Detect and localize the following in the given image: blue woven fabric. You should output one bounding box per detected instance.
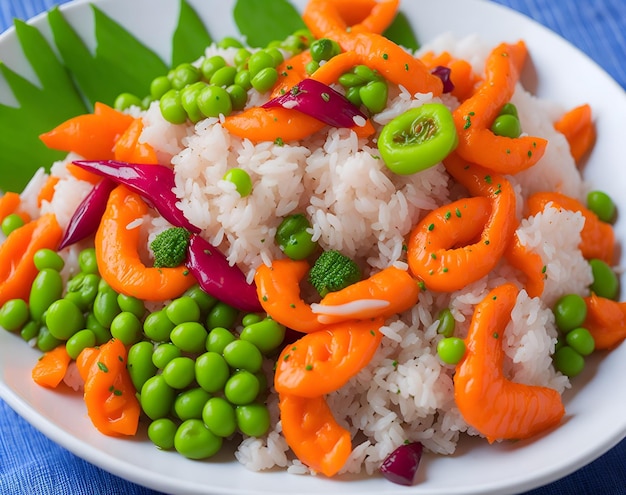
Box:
[0,0,624,494]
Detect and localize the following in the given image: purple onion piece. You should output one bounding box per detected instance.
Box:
[72,160,200,234]
[380,442,423,486]
[262,78,367,129]
[185,234,262,313]
[58,178,117,250]
[431,65,455,94]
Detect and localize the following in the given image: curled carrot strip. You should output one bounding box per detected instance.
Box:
[452,41,547,173]
[271,50,313,99]
[95,185,196,301]
[113,118,159,164]
[0,192,22,223]
[254,259,326,334]
[420,51,481,102]
[0,213,63,306]
[526,191,614,265]
[554,104,596,163]
[313,265,420,324]
[279,393,352,477]
[77,338,141,437]
[275,317,383,397]
[454,283,565,442]
[32,345,72,389]
[504,231,546,298]
[408,153,517,292]
[583,294,626,350]
[36,175,60,207]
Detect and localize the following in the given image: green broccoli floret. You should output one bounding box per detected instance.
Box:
[309,250,362,297]
[150,227,191,268]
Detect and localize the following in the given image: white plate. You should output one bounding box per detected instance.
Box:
[1,1,626,494]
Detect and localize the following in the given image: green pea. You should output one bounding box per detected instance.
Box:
[201,55,227,80]
[141,375,176,420]
[183,285,217,317]
[86,312,112,345]
[436,308,455,338]
[359,80,388,114]
[1,213,25,236]
[206,327,236,354]
[280,34,308,53]
[222,339,263,373]
[586,190,616,223]
[210,66,238,88]
[226,84,248,111]
[65,273,100,312]
[114,92,143,111]
[589,258,619,300]
[353,65,380,82]
[490,114,521,138]
[239,318,286,354]
[218,36,244,49]
[241,313,262,327]
[180,81,208,123]
[152,342,182,369]
[305,60,320,75]
[127,341,158,391]
[150,75,172,100]
[338,72,367,88]
[251,67,278,93]
[436,337,466,365]
[247,50,275,76]
[234,48,252,68]
[20,320,40,342]
[174,419,222,460]
[202,396,237,437]
[170,63,201,90]
[234,69,252,91]
[162,356,196,389]
[265,47,284,67]
[148,418,177,450]
[292,28,314,48]
[45,298,85,340]
[345,86,362,107]
[274,213,317,260]
[37,326,63,352]
[65,329,96,360]
[223,168,253,197]
[310,38,336,62]
[110,311,143,346]
[553,345,585,377]
[565,327,595,356]
[498,102,519,118]
[174,387,211,421]
[160,89,188,124]
[0,298,30,332]
[29,268,63,322]
[553,294,587,333]
[143,310,175,342]
[78,248,98,274]
[195,351,230,393]
[197,85,233,118]
[33,248,65,272]
[224,370,260,405]
[206,302,238,330]
[236,403,271,437]
[170,322,208,354]
[117,294,145,319]
[165,296,201,325]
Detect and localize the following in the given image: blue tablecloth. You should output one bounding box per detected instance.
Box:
[0,0,625,494]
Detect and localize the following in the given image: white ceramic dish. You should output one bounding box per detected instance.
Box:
[1,0,625,494]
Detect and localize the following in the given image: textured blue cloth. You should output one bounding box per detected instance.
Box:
[0,0,625,494]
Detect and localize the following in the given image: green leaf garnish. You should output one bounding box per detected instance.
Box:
[234,0,306,48]
[171,0,213,67]
[383,12,420,51]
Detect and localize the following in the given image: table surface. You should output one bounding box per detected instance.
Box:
[0,0,625,494]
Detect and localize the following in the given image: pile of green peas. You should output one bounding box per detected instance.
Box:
[113,29,316,125]
[551,293,596,377]
[0,246,288,461]
[490,102,522,139]
[337,64,389,115]
[131,292,286,460]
